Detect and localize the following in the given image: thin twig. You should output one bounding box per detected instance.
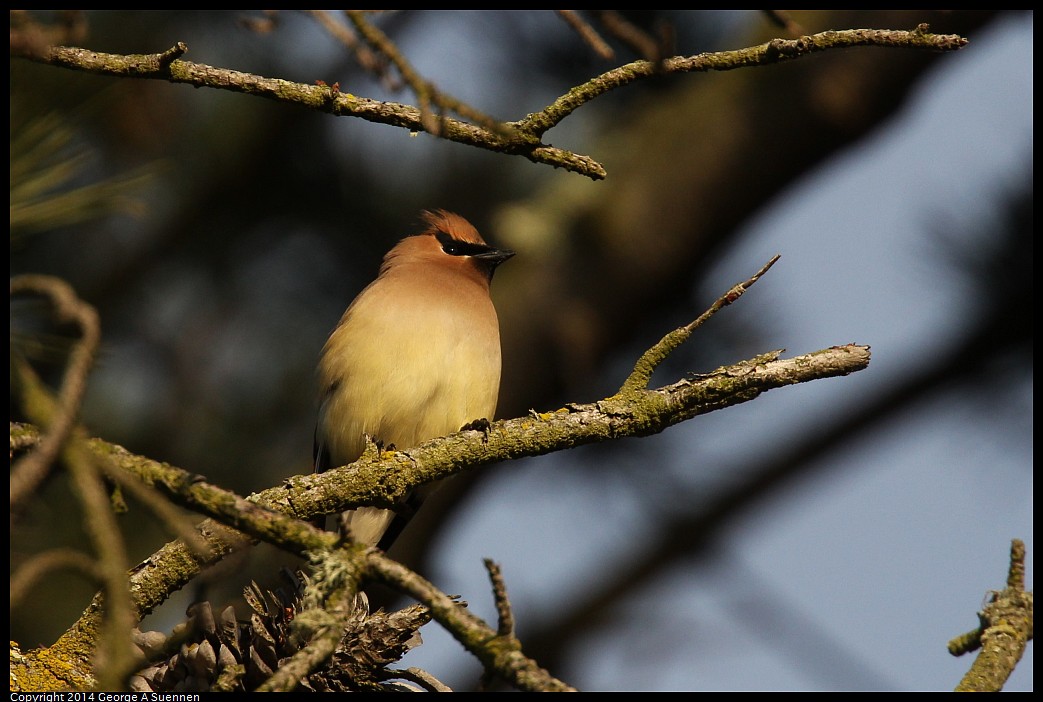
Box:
[100,459,212,556]
[344,10,513,138]
[762,10,806,37]
[484,558,515,638]
[305,10,396,89]
[387,667,453,692]
[10,275,100,513]
[556,10,614,60]
[593,10,665,63]
[519,25,968,136]
[10,548,101,607]
[619,255,780,394]
[367,550,576,692]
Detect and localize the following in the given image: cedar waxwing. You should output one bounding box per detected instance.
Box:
[313,210,514,549]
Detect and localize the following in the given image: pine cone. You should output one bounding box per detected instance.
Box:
[130,569,431,692]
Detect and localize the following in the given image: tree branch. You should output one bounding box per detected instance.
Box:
[366,550,576,692]
[950,539,1033,692]
[10,246,869,691]
[620,254,779,393]
[517,24,967,135]
[14,339,869,679]
[12,24,967,180]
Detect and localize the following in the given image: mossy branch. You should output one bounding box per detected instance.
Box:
[949,539,1033,692]
[13,24,967,180]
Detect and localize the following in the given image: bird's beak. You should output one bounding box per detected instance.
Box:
[474,247,516,268]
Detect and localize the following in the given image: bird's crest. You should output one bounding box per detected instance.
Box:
[420,209,486,245]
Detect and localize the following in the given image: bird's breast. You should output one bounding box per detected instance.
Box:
[318,285,501,466]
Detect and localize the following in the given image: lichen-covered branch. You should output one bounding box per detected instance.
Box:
[517,24,967,135]
[10,241,870,690]
[12,24,967,180]
[950,539,1033,692]
[11,340,870,676]
[620,255,780,394]
[9,336,869,692]
[366,550,576,692]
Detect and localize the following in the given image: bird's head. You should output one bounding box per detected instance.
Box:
[381,210,515,286]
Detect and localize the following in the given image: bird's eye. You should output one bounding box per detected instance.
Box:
[434,231,494,259]
[435,232,479,257]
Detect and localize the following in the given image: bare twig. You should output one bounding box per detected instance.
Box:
[99,460,212,556]
[9,9,87,57]
[10,548,101,607]
[344,10,512,138]
[762,10,806,37]
[305,10,397,89]
[593,10,666,63]
[236,9,280,34]
[556,10,614,60]
[10,275,100,513]
[387,666,453,692]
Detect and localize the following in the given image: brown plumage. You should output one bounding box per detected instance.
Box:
[314,210,514,548]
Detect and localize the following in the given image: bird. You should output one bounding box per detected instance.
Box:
[313,209,514,550]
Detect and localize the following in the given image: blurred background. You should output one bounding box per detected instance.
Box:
[10,10,1032,692]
